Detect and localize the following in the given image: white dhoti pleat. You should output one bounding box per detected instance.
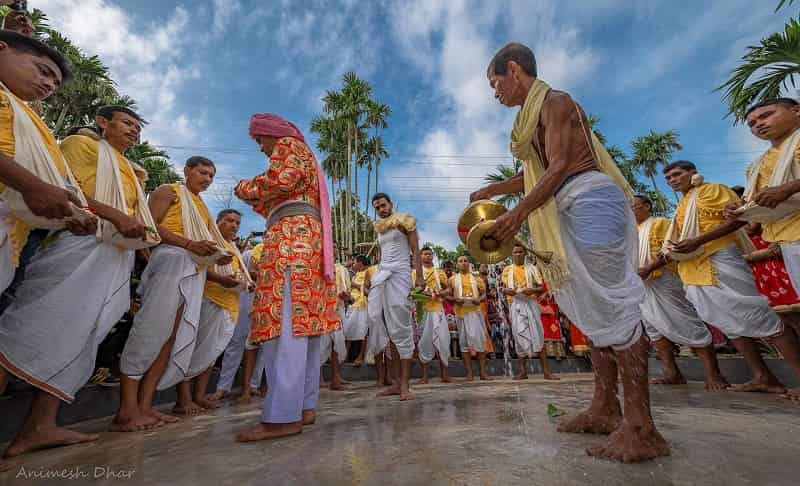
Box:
[345,307,370,340]
[0,233,133,402]
[552,172,644,350]
[0,219,13,294]
[320,305,347,365]
[120,245,206,390]
[509,296,545,358]
[261,272,321,423]
[368,267,414,359]
[418,310,450,365]
[459,311,486,353]
[641,270,711,347]
[685,245,782,339]
[216,288,259,392]
[186,299,235,379]
[780,241,800,293]
[365,309,389,362]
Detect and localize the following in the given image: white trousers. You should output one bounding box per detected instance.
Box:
[552,172,644,350]
[0,233,133,402]
[685,245,782,339]
[418,310,451,365]
[186,299,235,379]
[641,270,712,347]
[781,241,800,293]
[459,310,486,353]
[120,245,206,390]
[369,268,414,359]
[260,273,321,423]
[509,295,545,357]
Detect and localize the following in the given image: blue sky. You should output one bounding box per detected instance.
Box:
[33,0,792,249]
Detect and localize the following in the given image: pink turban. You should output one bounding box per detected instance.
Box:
[249,113,306,143]
[249,113,334,282]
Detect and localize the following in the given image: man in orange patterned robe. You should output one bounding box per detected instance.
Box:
[235,114,340,443]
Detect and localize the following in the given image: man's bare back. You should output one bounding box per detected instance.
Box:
[535,90,597,185]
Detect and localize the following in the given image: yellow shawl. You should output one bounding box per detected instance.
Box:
[510,79,633,288]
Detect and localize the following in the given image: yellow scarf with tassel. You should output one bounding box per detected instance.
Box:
[510,79,634,289]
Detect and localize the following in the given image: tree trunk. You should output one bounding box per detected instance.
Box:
[648,174,665,213]
[374,160,379,220]
[53,104,70,137]
[346,123,352,252]
[365,163,372,241]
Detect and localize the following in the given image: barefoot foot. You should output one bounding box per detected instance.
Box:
[235,422,302,443]
[353,359,364,368]
[415,378,429,385]
[329,380,347,391]
[586,421,670,463]
[143,408,180,424]
[377,385,401,397]
[557,407,622,435]
[205,390,226,402]
[195,398,222,410]
[543,373,560,381]
[729,378,786,394]
[302,410,316,426]
[650,375,687,385]
[3,426,99,458]
[780,389,800,402]
[172,401,205,416]
[704,375,729,392]
[237,392,253,405]
[110,411,162,432]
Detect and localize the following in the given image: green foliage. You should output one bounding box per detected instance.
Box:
[718,17,800,123]
[630,130,682,213]
[125,142,182,193]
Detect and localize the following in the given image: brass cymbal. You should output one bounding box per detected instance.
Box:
[465,220,514,264]
[457,200,507,243]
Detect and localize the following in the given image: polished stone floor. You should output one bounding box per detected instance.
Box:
[2,374,799,486]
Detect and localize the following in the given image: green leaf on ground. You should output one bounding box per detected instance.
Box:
[547,403,565,418]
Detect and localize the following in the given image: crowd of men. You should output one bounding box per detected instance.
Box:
[0,1,799,467]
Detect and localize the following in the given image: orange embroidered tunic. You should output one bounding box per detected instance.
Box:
[235,137,340,342]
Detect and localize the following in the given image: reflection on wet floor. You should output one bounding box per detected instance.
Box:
[2,374,800,486]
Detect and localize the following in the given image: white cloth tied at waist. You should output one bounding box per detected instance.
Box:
[641,269,711,347]
[509,295,545,357]
[551,171,644,350]
[418,310,450,365]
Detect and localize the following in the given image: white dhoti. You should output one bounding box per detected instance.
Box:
[552,172,644,350]
[458,310,486,353]
[320,306,347,365]
[641,270,711,347]
[186,299,235,379]
[780,241,800,293]
[365,308,389,362]
[368,266,414,360]
[260,271,321,423]
[0,233,133,402]
[215,287,267,392]
[120,244,206,390]
[685,245,782,339]
[418,310,450,365]
[509,295,545,358]
[344,307,370,340]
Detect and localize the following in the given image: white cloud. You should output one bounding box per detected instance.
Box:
[387,0,599,248]
[31,0,205,147]
[212,0,242,36]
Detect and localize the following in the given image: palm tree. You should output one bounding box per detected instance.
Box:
[361,135,388,238]
[364,100,390,212]
[776,0,796,12]
[631,130,682,200]
[126,142,182,193]
[484,159,524,208]
[718,17,800,122]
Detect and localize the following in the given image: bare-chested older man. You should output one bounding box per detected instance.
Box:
[471,43,668,463]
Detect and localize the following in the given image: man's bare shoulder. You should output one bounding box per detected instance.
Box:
[541,90,579,124]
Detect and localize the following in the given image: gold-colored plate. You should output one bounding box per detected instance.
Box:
[457,200,507,243]
[465,220,514,264]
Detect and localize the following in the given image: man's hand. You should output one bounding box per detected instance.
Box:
[723,202,743,221]
[470,186,495,203]
[216,254,234,266]
[754,186,793,209]
[22,181,82,220]
[415,275,425,289]
[486,206,526,243]
[471,298,481,306]
[671,238,701,254]
[638,265,652,280]
[186,240,217,257]
[65,216,97,236]
[217,275,241,288]
[110,212,146,239]
[502,288,516,297]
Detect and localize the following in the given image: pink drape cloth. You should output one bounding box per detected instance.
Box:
[248,113,335,282]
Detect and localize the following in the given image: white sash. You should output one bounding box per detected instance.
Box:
[94,139,160,249]
[336,263,351,294]
[662,185,704,261]
[638,217,654,268]
[455,272,479,300]
[177,184,231,266]
[0,82,90,228]
[736,128,800,223]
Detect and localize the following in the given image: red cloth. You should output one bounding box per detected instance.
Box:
[748,234,799,306]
